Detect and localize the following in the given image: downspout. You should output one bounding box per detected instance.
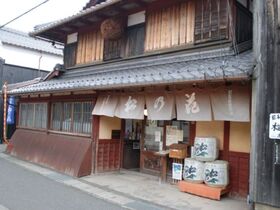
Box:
[2,81,8,144]
[38,52,42,78]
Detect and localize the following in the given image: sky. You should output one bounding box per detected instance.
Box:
[0,0,89,32]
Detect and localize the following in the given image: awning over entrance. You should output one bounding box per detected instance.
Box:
[92,86,250,122]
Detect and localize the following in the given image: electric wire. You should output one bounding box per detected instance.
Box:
[0,0,50,29]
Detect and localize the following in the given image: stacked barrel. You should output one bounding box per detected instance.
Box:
[183,137,229,188]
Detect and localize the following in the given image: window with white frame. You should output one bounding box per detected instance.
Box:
[19,103,48,129]
[51,101,93,134]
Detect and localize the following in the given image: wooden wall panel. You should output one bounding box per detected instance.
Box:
[76,30,104,64]
[97,139,120,172]
[145,1,195,52]
[228,152,249,197]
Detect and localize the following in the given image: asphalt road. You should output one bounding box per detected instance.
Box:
[0,158,124,210]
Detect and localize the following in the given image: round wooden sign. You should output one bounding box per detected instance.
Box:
[100,18,125,40]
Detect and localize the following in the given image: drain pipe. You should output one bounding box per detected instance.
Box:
[38,53,42,77]
[2,81,8,144]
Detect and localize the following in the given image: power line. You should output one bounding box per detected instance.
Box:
[0,0,50,29]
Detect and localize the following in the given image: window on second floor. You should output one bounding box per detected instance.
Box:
[103,23,145,61]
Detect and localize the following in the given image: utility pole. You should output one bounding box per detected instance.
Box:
[251,0,280,209]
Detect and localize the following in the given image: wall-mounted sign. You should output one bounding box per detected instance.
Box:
[269,113,280,139]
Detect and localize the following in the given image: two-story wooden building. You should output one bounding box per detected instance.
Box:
[6,0,254,198]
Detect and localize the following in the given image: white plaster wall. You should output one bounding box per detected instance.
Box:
[0,43,62,71]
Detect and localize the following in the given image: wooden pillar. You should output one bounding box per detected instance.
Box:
[251,0,280,207]
[119,119,125,169]
[223,121,230,161]
[189,121,196,145]
[47,96,52,132]
[92,115,100,174]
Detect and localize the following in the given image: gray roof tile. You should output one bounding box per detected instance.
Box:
[8,48,255,95]
[0,27,63,55]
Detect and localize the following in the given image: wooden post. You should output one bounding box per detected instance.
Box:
[92,115,100,174]
[223,121,230,161]
[251,0,280,208]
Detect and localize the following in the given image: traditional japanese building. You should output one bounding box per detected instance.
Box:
[5,0,254,198]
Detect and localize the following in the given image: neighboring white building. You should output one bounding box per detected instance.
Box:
[0,27,63,71]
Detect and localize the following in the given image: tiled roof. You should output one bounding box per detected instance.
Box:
[0,27,63,55]
[8,48,255,95]
[30,0,121,37]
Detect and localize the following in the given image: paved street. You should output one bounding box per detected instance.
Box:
[0,158,124,210]
[0,145,248,210]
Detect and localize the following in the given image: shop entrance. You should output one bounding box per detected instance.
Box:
[122,119,142,169]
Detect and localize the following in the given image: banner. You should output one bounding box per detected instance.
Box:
[92,94,118,117]
[210,86,250,122]
[7,96,16,125]
[145,92,175,120]
[115,94,145,119]
[176,90,212,121]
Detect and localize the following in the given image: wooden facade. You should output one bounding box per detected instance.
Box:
[97,139,120,172]
[194,0,230,43]
[145,1,195,51]
[76,30,104,64]
[7,0,255,202]
[61,0,253,67]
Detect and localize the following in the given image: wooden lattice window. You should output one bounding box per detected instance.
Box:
[125,24,145,57]
[19,103,47,129]
[51,101,94,134]
[194,0,230,43]
[103,38,124,61]
[64,43,77,68]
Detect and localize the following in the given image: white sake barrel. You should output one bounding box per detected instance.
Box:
[183,158,205,183]
[194,137,219,162]
[204,160,229,188]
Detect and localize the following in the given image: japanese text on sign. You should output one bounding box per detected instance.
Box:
[269,113,280,139]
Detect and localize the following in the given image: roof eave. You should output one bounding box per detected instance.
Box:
[7,74,252,96]
[29,0,122,41]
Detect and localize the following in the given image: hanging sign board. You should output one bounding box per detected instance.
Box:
[269,113,280,139]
